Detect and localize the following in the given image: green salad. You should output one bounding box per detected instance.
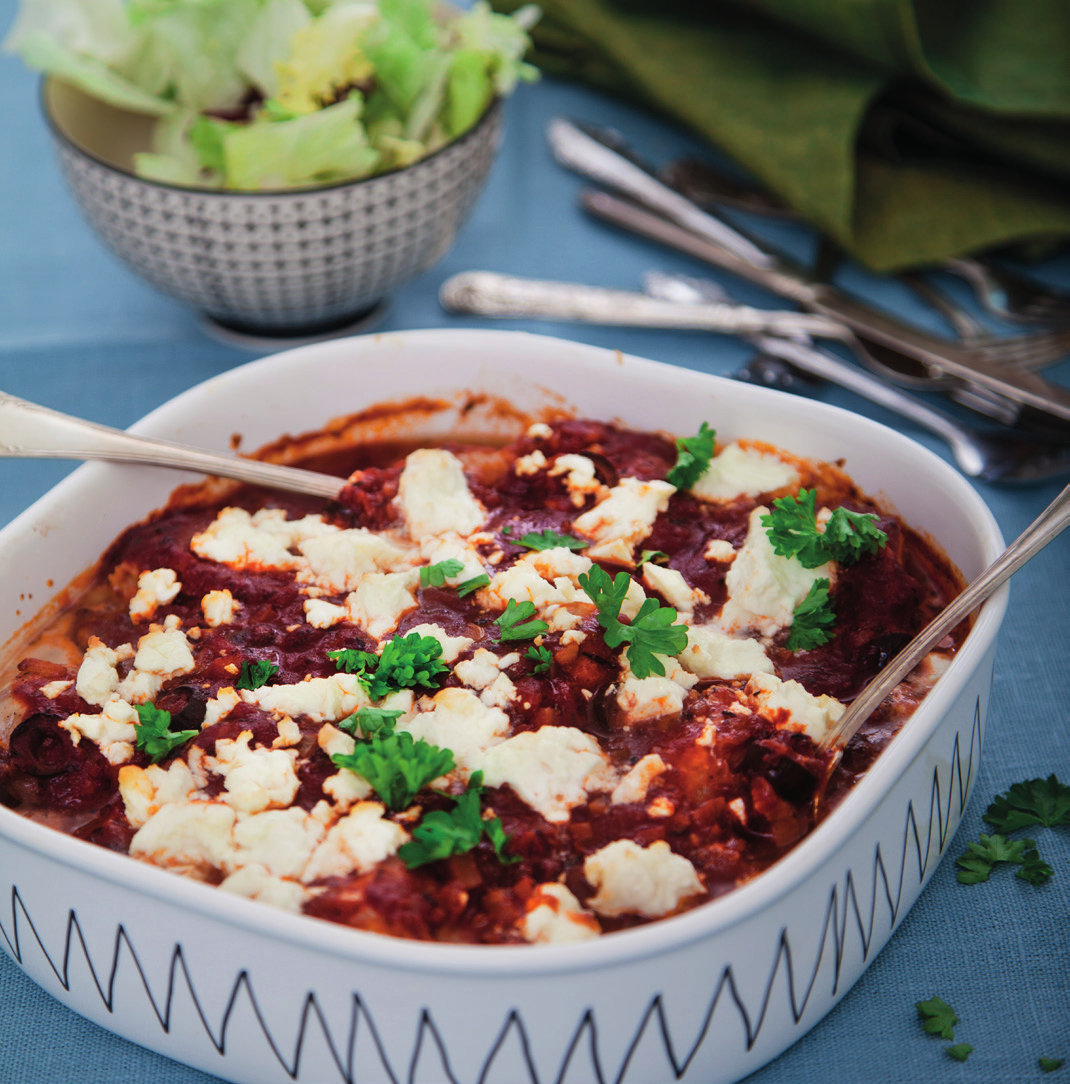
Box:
[5,0,538,189]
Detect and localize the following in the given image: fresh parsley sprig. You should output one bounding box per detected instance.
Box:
[329,633,449,700]
[133,703,197,764]
[234,659,279,690]
[577,565,688,679]
[332,730,455,811]
[983,774,1070,834]
[637,549,669,567]
[785,579,836,652]
[665,422,716,490]
[516,528,588,552]
[337,706,404,738]
[762,489,887,568]
[398,771,517,869]
[917,995,959,1040]
[495,599,550,643]
[419,558,465,588]
[456,573,490,598]
[526,644,553,674]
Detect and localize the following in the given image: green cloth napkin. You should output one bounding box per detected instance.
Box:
[493,0,1070,271]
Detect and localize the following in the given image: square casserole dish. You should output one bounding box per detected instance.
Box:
[0,330,1006,1084]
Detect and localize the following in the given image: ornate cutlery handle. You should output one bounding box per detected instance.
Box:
[440,271,847,339]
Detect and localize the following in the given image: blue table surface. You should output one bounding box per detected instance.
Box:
[0,13,1068,1084]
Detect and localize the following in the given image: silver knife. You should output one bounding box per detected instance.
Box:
[547,118,1070,427]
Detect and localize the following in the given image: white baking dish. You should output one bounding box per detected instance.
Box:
[0,330,1005,1084]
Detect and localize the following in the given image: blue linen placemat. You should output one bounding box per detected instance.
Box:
[0,32,1067,1084]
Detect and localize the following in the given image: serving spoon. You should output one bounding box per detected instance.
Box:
[0,391,344,500]
[819,482,1070,754]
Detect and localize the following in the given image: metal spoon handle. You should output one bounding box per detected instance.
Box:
[0,392,344,500]
[819,483,1070,751]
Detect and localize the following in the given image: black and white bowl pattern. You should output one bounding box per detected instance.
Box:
[47,98,502,335]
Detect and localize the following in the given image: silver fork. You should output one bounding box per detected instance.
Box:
[944,257,1070,326]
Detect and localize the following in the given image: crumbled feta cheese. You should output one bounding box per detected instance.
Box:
[573,477,675,563]
[75,636,129,707]
[480,672,518,710]
[129,568,181,622]
[647,797,675,818]
[611,754,667,805]
[419,534,487,583]
[548,454,607,508]
[129,800,237,876]
[584,839,704,917]
[191,507,331,571]
[202,686,241,728]
[746,672,845,743]
[322,769,374,811]
[205,730,300,814]
[526,422,554,440]
[521,883,601,944]
[317,722,355,759]
[303,598,348,629]
[219,864,310,912]
[117,618,196,704]
[615,655,698,726]
[244,673,368,724]
[690,443,799,503]
[41,679,73,699]
[454,647,505,690]
[201,588,240,627]
[405,622,473,663]
[678,625,774,680]
[60,698,139,765]
[515,449,547,476]
[396,449,485,540]
[704,538,737,563]
[229,807,325,878]
[400,688,510,778]
[346,569,420,638]
[477,726,616,823]
[487,560,567,611]
[719,506,833,639]
[301,801,408,883]
[119,759,198,828]
[641,563,708,616]
[272,717,302,748]
[298,529,413,592]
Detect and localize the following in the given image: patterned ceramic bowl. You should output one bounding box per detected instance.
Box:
[42,80,503,337]
[0,331,1006,1084]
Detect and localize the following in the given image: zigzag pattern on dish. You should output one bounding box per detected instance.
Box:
[0,699,983,1084]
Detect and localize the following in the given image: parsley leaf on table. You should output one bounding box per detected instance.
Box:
[234,659,278,690]
[955,833,1033,884]
[517,528,588,551]
[917,996,959,1041]
[398,771,516,868]
[762,489,887,568]
[983,775,1070,834]
[332,730,455,811]
[495,599,550,643]
[785,579,836,652]
[419,558,465,588]
[665,422,716,490]
[456,573,490,598]
[525,644,553,674]
[577,565,688,679]
[1040,1058,1066,1072]
[329,633,449,700]
[946,1044,973,1062]
[133,703,198,764]
[1016,846,1055,886]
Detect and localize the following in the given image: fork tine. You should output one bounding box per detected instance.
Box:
[971,327,1070,370]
